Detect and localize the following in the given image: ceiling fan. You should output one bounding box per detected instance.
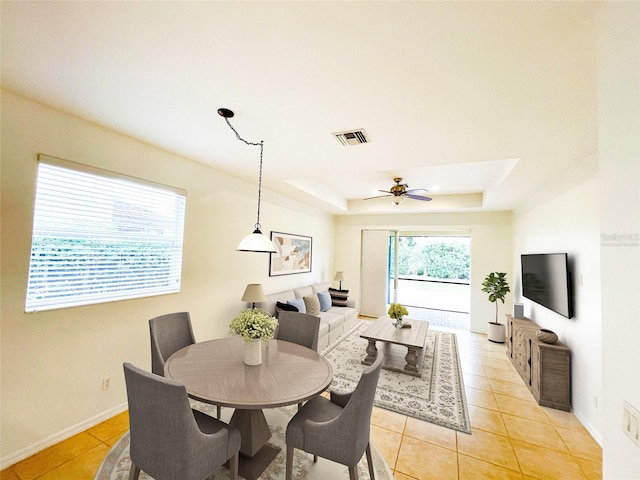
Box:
[364,177,433,205]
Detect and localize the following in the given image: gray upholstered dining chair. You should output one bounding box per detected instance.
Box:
[149,311,196,376]
[275,310,321,352]
[284,355,383,480]
[149,311,222,419]
[123,362,241,480]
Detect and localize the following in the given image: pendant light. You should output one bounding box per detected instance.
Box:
[218,108,276,253]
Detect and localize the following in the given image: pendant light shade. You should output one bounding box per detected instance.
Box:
[219,107,276,253]
[237,228,277,253]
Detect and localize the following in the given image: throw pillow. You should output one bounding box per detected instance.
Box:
[328,287,349,307]
[303,294,321,316]
[287,298,306,314]
[276,301,298,312]
[275,301,298,318]
[317,291,332,312]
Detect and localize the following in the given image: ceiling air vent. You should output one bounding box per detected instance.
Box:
[332,129,369,146]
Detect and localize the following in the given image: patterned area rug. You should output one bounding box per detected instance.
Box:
[95,404,394,480]
[323,320,471,434]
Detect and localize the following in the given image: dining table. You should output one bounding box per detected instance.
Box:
[164,336,333,480]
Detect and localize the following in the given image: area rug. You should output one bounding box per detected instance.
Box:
[95,404,394,480]
[322,320,471,434]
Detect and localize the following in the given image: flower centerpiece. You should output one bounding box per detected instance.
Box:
[229,308,277,365]
[388,303,409,328]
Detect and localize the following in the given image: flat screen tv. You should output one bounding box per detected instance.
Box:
[521,253,573,318]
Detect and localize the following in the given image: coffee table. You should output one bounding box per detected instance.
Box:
[360,316,429,377]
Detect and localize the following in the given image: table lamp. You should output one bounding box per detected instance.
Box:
[242,283,266,308]
[334,271,345,290]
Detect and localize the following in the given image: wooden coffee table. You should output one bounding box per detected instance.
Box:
[360,316,429,377]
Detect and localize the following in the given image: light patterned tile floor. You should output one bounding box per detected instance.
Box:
[1,328,602,480]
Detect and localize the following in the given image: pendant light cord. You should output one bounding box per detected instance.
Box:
[223,118,265,231]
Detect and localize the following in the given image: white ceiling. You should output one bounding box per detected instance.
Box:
[1,1,598,214]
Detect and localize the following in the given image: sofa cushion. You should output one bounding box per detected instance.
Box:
[318,311,345,331]
[311,282,332,294]
[262,289,296,316]
[317,291,332,312]
[303,294,321,315]
[287,297,306,313]
[329,287,349,307]
[294,286,314,299]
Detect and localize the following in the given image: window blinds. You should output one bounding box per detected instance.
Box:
[25,156,186,312]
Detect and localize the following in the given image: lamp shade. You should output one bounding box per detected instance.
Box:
[334,271,345,282]
[241,283,266,303]
[237,229,277,253]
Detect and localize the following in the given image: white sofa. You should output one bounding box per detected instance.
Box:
[260,282,358,351]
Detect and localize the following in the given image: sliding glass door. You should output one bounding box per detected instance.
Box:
[388,233,470,314]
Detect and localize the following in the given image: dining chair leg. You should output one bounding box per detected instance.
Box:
[313,454,318,463]
[217,405,222,419]
[365,442,375,479]
[229,453,239,480]
[286,445,294,480]
[128,464,140,480]
[348,465,358,480]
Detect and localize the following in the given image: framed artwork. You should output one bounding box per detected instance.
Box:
[269,232,312,276]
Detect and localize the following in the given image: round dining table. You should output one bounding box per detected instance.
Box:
[164,337,333,480]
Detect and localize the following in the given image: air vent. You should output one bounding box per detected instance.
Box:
[332,129,369,146]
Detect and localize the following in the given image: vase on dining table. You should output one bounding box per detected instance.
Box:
[244,339,262,365]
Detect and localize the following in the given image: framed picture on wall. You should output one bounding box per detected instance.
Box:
[269,232,312,276]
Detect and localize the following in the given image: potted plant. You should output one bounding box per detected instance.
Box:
[229,308,277,365]
[388,302,409,328]
[481,272,510,343]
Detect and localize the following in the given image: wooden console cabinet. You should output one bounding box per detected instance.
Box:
[506,314,571,411]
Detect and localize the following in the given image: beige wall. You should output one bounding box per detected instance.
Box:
[513,154,601,443]
[0,91,335,466]
[334,211,513,334]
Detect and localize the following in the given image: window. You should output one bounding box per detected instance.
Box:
[25,156,186,312]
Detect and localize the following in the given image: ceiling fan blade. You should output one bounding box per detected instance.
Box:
[378,190,393,194]
[363,194,393,200]
[406,194,432,201]
[406,188,429,194]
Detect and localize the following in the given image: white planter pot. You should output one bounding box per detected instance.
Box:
[487,322,506,343]
[244,339,262,365]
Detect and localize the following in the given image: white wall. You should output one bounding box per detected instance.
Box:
[0,91,335,467]
[334,211,513,334]
[513,155,602,443]
[597,3,640,478]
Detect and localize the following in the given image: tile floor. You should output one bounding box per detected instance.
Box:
[1,327,602,480]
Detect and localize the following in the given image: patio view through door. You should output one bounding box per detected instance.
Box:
[388,233,471,322]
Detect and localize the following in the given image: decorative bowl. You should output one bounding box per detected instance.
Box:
[537,328,558,344]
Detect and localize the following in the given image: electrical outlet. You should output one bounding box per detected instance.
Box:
[102,377,112,390]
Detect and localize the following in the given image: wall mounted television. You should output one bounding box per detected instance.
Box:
[521,253,573,318]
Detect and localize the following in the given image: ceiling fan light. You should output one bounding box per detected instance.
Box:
[392,197,405,206]
[237,229,277,253]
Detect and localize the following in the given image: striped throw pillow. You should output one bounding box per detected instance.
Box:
[328,287,349,307]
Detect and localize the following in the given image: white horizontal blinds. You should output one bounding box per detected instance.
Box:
[26,157,186,312]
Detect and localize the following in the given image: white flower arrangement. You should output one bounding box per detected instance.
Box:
[229,308,277,343]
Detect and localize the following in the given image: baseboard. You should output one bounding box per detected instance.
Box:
[573,408,603,447]
[0,402,128,470]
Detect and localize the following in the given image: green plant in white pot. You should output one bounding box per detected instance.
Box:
[481,272,510,343]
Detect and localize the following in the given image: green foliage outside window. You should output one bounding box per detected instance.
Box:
[392,236,470,281]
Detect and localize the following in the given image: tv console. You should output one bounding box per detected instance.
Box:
[505,314,571,411]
